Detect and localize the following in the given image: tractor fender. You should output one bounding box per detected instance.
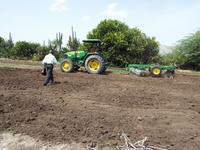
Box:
[82,52,100,64]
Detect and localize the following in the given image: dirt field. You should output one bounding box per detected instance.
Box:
[0,59,200,150]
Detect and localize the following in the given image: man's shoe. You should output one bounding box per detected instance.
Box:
[43,83,47,86]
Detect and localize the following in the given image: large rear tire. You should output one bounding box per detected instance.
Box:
[60,59,74,73]
[85,55,106,74]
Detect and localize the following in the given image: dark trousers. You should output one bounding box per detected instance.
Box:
[44,64,54,85]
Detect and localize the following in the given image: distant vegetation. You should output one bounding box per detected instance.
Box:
[162,31,200,70]
[0,30,79,61]
[0,19,199,70]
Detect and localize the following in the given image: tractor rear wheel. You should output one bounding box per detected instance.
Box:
[85,55,106,74]
[60,59,74,73]
[151,66,162,77]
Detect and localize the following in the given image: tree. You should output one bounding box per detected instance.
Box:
[12,41,40,58]
[179,31,200,70]
[164,31,200,70]
[87,19,159,66]
[0,35,14,58]
[0,37,6,57]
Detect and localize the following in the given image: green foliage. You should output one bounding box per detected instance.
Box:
[162,48,186,67]
[12,41,40,58]
[0,35,65,61]
[36,46,49,60]
[0,36,7,57]
[87,19,159,67]
[78,44,87,51]
[179,31,200,70]
[0,36,14,58]
[163,30,200,70]
[5,40,50,60]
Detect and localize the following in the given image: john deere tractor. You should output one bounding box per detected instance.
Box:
[60,39,106,74]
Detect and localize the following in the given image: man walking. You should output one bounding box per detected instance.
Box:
[42,50,57,86]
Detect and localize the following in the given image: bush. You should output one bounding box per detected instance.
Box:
[87,19,159,67]
[162,31,200,70]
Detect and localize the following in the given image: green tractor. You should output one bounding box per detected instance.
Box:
[60,39,106,74]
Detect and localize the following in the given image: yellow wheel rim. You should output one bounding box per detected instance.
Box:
[88,59,100,71]
[63,62,71,71]
[153,68,161,75]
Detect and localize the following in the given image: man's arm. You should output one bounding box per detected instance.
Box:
[53,56,58,64]
[42,56,47,64]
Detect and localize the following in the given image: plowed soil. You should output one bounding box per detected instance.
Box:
[0,60,200,150]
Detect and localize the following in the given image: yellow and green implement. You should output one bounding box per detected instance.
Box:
[127,64,176,77]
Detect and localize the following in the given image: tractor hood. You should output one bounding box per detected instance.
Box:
[65,51,87,59]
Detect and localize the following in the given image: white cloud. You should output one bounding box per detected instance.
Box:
[49,0,67,12]
[104,3,128,19]
[81,15,90,22]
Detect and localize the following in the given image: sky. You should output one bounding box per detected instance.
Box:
[0,0,200,46]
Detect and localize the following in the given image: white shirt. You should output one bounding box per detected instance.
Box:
[42,53,57,65]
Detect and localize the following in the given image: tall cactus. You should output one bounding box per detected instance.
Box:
[7,32,14,48]
[67,27,80,51]
[47,32,63,51]
[48,39,56,50]
[56,32,63,51]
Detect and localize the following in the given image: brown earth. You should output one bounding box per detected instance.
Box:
[0,60,200,150]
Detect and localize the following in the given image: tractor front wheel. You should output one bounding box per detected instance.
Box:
[60,59,74,73]
[85,55,106,74]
